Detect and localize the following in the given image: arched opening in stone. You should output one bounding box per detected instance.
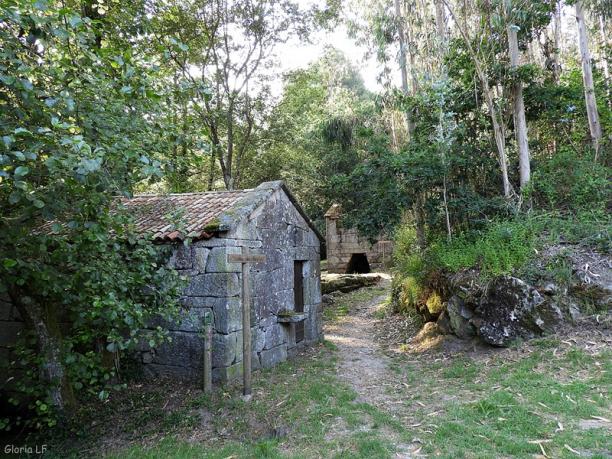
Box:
[346,253,370,274]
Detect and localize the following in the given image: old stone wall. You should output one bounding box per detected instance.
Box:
[0,186,322,388]
[325,209,393,274]
[139,188,322,383]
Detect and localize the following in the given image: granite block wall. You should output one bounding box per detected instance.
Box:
[140,188,322,383]
[325,211,393,274]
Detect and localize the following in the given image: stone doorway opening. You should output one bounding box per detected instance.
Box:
[346,253,370,274]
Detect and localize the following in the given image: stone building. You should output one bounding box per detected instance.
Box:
[0,181,323,385]
[325,204,393,274]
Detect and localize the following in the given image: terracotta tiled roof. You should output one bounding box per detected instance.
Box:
[123,190,251,241]
[38,181,323,243]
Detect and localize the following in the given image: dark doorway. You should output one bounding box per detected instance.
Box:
[294,261,305,343]
[346,253,370,274]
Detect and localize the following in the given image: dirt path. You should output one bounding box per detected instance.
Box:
[325,276,398,407]
[324,276,423,457]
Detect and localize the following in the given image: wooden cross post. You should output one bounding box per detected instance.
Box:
[228,248,266,399]
[202,310,213,394]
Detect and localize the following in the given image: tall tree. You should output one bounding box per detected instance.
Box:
[505,1,531,191]
[575,1,603,158]
[553,0,562,82]
[443,0,513,198]
[0,0,184,424]
[151,0,322,190]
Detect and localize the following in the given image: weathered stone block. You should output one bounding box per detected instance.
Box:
[213,361,243,383]
[181,296,217,309]
[213,297,242,334]
[193,238,261,249]
[169,245,193,270]
[149,307,212,333]
[254,289,293,316]
[185,273,240,297]
[152,331,203,370]
[260,344,287,368]
[304,277,322,304]
[254,268,292,297]
[175,307,212,333]
[257,248,284,271]
[263,324,286,350]
[206,247,242,273]
[290,246,317,261]
[228,220,261,240]
[252,327,266,352]
[212,332,238,367]
[194,247,210,272]
[303,230,320,247]
[234,328,264,360]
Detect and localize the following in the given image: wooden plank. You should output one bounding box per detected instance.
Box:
[202,311,213,393]
[228,254,267,263]
[242,262,252,398]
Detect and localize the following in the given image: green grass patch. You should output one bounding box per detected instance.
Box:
[95,342,409,459]
[405,348,612,459]
[323,286,387,322]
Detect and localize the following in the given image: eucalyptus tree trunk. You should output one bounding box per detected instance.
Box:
[575,1,603,159]
[442,0,512,198]
[553,0,562,82]
[483,79,513,198]
[395,0,415,136]
[506,21,531,190]
[395,0,426,248]
[435,0,447,45]
[599,16,610,107]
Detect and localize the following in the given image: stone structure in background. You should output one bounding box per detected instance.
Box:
[324,204,393,274]
[0,181,324,385]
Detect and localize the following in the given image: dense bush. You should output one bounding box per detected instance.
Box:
[531,148,610,213]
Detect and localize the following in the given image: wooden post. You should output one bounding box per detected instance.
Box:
[241,261,252,397]
[202,310,213,393]
[228,249,266,399]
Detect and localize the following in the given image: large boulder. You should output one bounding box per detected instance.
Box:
[475,276,564,346]
[446,296,476,339]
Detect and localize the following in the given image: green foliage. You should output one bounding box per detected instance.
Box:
[245,47,377,227]
[531,147,610,213]
[0,0,185,429]
[430,219,538,277]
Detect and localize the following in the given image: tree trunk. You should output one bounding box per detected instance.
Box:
[435,0,447,46]
[553,0,562,82]
[8,289,76,418]
[441,0,513,199]
[414,193,427,250]
[207,148,216,191]
[599,15,610,108]
[483,77,512,198]
[395,0,415,136]
[442,174,452,242]
[575,1,603,158]
[507,20,531,190]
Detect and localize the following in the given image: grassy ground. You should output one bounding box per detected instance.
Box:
[29,283,612,458]
[78,341,411,458]
[392,340,611,458]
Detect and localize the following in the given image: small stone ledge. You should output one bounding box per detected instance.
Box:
[276,312,306,323]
